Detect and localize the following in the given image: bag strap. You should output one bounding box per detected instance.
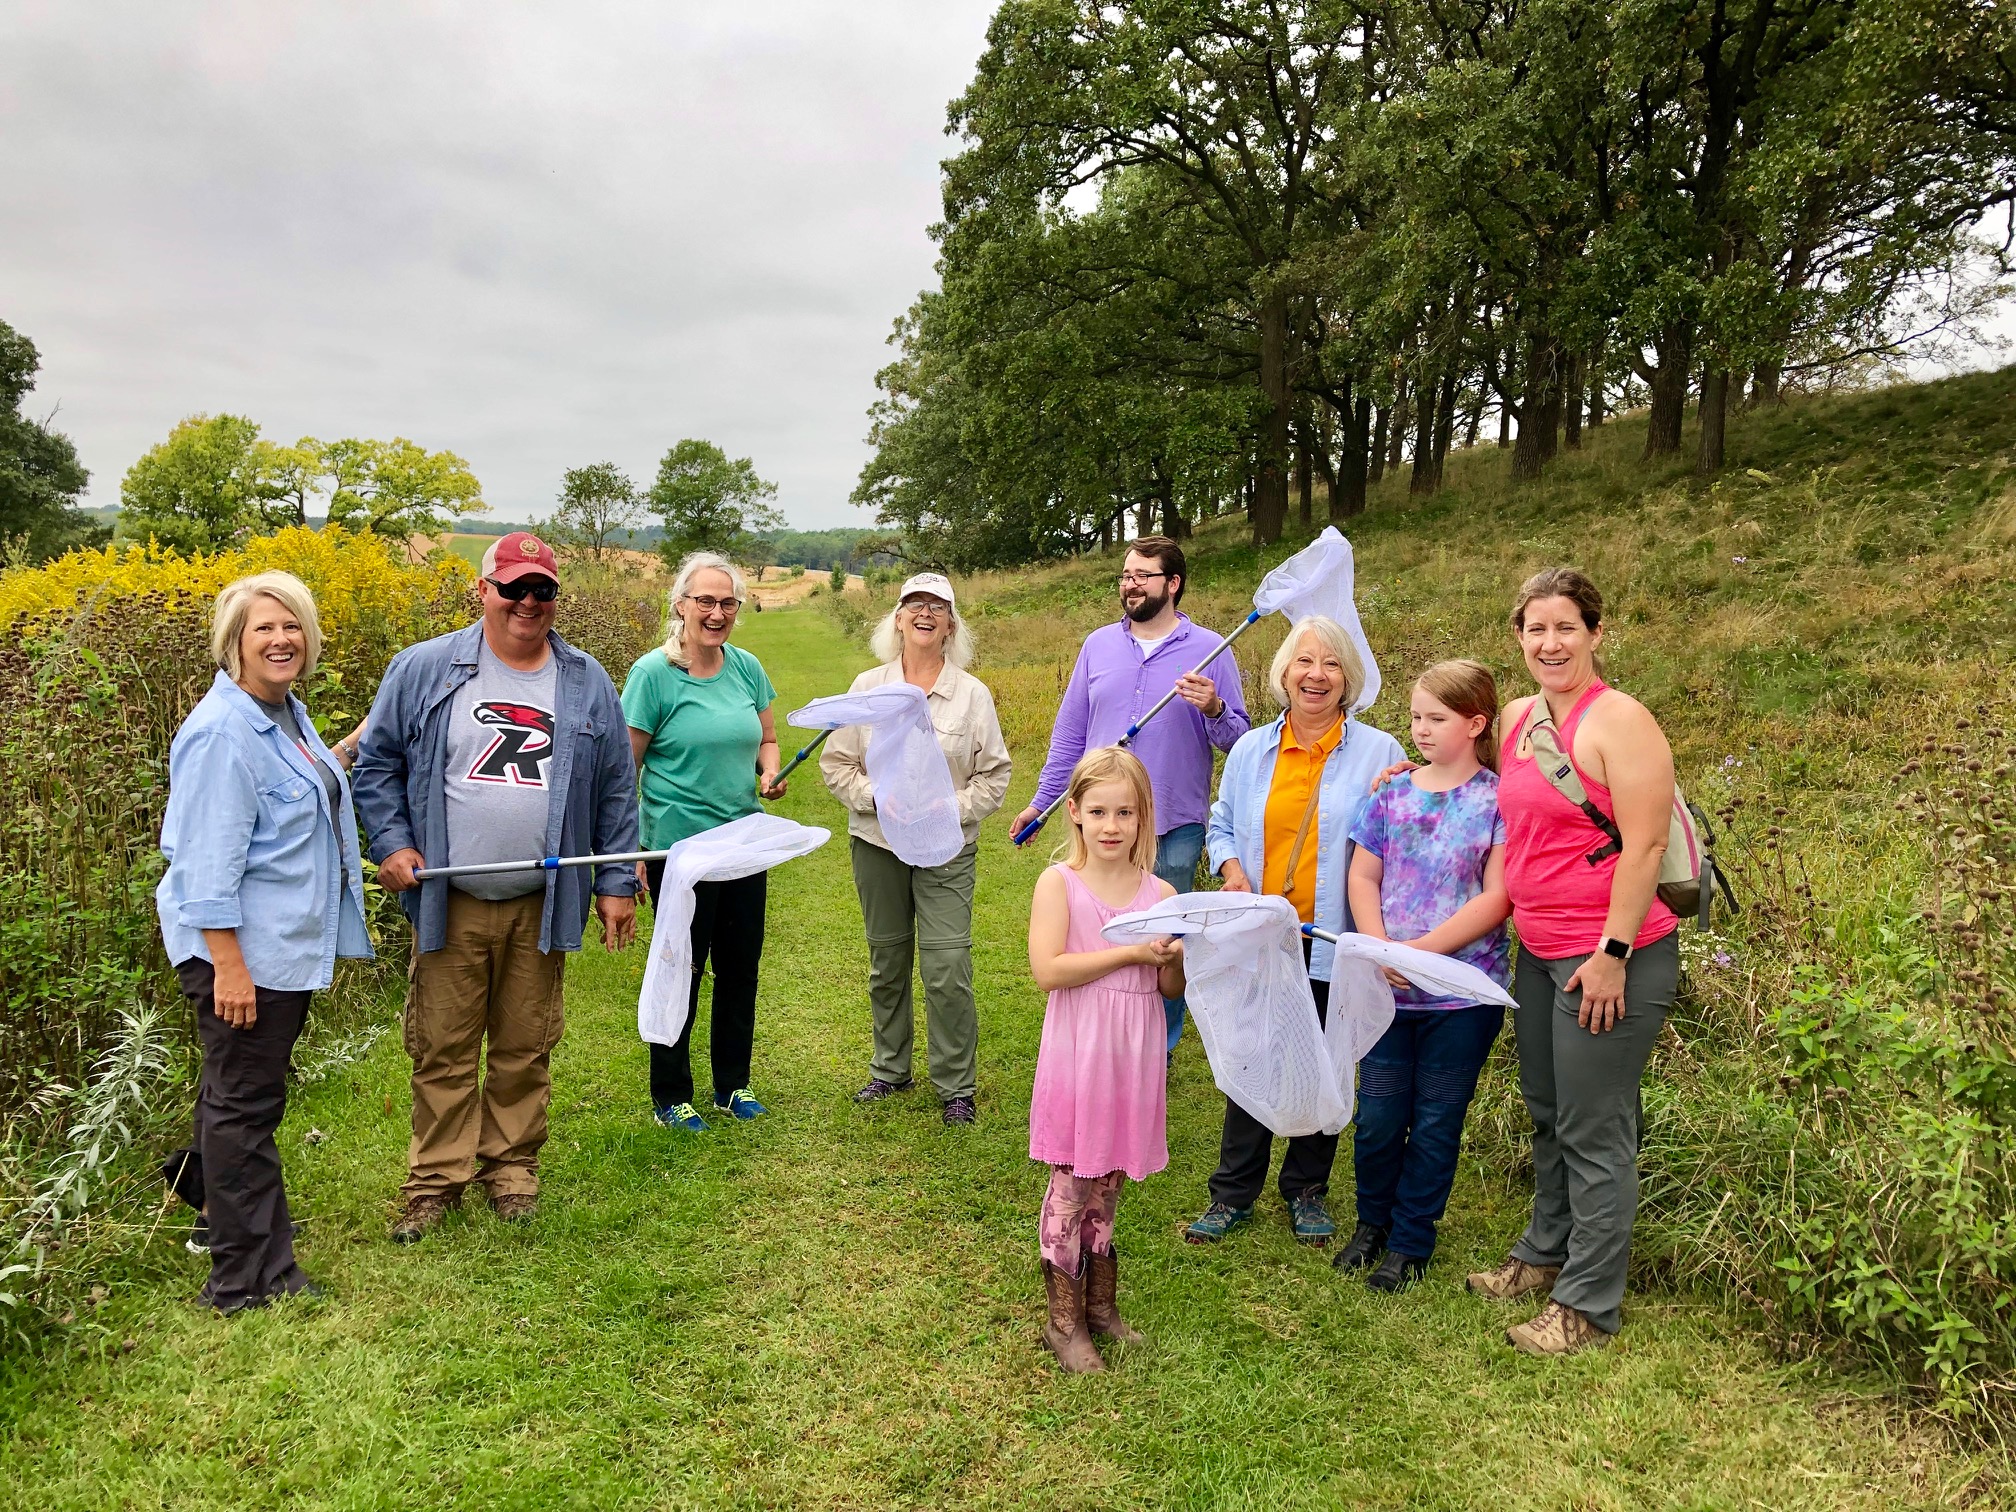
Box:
[1274,726,1344,898]
[1525,707,1624,866]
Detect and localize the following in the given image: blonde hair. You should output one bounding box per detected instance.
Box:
[870,600,975,668]
[1267,615,1366,711]
[1414,659,1501,772]
[211,571,322,681]
[660,552,748,668]
[1056,747,1158,874]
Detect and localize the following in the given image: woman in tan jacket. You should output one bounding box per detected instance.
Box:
[822,572,1012,1124]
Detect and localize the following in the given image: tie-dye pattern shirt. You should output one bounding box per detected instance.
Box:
[1350,768,1510,1009]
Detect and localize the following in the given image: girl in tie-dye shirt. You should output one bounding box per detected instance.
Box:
[1338,660,1512,1292]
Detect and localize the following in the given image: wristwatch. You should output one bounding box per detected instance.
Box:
[1599,935,1633,961]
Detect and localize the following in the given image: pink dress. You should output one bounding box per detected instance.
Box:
[1028,864,1169,1181]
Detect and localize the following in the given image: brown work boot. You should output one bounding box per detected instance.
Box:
[1465,1254,1562,1302]
[1040,1259,1105,1374]
[1083,1244,1144,1345]
[390,1191,458,1245]
[491,1193,538,1224]
[1506,1299,1608,1356]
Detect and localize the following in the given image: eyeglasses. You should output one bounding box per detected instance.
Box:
[487,576,558,602]
[900,598,952,616]
[1117,571,1168,588]
[684,595,741,614]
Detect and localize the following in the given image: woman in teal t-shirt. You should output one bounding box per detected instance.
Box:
[623,552,786,1132]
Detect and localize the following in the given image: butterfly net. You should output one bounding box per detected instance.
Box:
[1249,526,1382,713]
[638,814,830,1046]
[1103,893,1513,1135]
[787,684,963,868]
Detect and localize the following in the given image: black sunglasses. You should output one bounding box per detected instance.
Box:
[487,576,558,603]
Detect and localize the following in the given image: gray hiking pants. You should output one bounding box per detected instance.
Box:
[1508,933,1679,1334]
[852,837,979,1102]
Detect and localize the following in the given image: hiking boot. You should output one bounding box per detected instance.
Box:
[1040,1259,1105,1374]
[1465,1254,1562,1302]
[1506,1299,1607,1356]
[941,1096,977,1126]
[1367,1250,1429,1293]
[1332,1222,1389,1271]
[1289,1191,1336,1247]
[655,1102,709,1132]
[714,1088,767,1121]
[1183,1201,1252,1244]
[390,1193,457,1246]
[491,1193,538,1224]
[1083,1244,1144,1345]
[853,1077,913,1103]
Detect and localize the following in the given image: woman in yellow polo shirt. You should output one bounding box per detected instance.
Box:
[1185,616,1405,1247]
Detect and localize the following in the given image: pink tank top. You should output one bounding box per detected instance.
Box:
[1498,682,1678,960]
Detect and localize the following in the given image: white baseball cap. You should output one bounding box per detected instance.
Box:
[897,572,955,608]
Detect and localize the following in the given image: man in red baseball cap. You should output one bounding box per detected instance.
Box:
[353,528,640,1244]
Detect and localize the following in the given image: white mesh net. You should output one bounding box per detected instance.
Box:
[1249,526,1381,713]
[1102,892,1513,1136]
[787,684,964,868]
[637,814,830,1046]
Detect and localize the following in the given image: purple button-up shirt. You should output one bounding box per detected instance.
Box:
[1031,614,1252,833]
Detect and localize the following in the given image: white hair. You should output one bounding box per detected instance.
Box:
[1267,615,1367,711]
[869,599,975,668]
[660,552,748,668]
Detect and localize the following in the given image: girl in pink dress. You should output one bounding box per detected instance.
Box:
[1026,747,1185,1373]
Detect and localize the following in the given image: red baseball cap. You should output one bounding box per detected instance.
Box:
[481,531,560,584]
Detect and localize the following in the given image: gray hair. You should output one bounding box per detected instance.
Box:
[869,599,975,668]
[212,571,322,681]
[660,552,748,668]
[1267,615,1367,711]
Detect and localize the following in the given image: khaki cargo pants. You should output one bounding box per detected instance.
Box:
[403,889,566,1202]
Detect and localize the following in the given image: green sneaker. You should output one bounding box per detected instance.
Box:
[655,1102,709,1132]
[1184,1201,1253,1244]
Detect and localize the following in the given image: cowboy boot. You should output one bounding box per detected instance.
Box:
[1040,1258,1105,1374]
[1083,1244,1144,1345]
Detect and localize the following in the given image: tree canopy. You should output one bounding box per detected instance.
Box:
[646,439,782,568]
[0,319,96,563]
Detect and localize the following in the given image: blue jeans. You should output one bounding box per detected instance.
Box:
[1153,823,1205,1052]
[1353,1004,1504,1260]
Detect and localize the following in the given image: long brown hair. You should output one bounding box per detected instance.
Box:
[1057,747,1158,873]
[1415,659,1501,773]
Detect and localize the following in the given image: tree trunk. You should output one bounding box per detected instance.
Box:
[1696,368,1730,476]
[1563,352,1584,450]
[1750,361,1782,407]
[1511,335,1560,483]
[1157,472,1183,539]
[1587,342,1606,427]
[1295,415,1314,529]
[1369,405,1389,483]
[1336,392,1369,518]
[1497,402,1512,448]
[1252,293,1292,546]
[1408,374,1439,495]
[1463,383,1486,449]
[1643,325,1693,457]
[1387,376,1410,473]
[1431,369,1459,485]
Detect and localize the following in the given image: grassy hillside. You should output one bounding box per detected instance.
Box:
[873,366,2016,1421]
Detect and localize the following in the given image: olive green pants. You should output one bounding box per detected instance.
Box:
[851,837,978,1103]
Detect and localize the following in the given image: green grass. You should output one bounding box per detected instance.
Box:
[0,605,2001,1510]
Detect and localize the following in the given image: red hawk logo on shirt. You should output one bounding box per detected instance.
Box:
[466,701,555,787]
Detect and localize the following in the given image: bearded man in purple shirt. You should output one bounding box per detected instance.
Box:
[1013,536,1251,1053]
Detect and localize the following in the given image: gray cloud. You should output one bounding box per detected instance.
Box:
[0,0,996,527]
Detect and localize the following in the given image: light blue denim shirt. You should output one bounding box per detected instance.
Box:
[1206,712,1406,983]
[156,671,373,991]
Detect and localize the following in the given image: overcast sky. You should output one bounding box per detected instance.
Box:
[0,0,998,529]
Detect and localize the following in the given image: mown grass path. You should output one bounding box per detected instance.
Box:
[0,608,1988,1509]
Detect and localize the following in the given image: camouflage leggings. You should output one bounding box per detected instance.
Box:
[1039,1166,1125,1273]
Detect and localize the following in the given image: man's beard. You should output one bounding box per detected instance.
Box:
[1123,588,1170,624]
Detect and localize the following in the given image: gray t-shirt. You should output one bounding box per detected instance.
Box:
[443,643,558,900]
[256,693,344,844]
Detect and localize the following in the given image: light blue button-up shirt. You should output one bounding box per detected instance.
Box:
[1206,712,1405,983]
[156,671,373,991]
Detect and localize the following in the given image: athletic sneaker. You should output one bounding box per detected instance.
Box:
[1183,1202,1252,1244]
[1289,1192,1336,1246]
[714,1088,767,1120]
[853,1077,913,1103]
[655,1102,709,1132]
[941,1096,977,1125]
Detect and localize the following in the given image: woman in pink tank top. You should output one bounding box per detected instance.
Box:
[1468,568,1681,1359]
